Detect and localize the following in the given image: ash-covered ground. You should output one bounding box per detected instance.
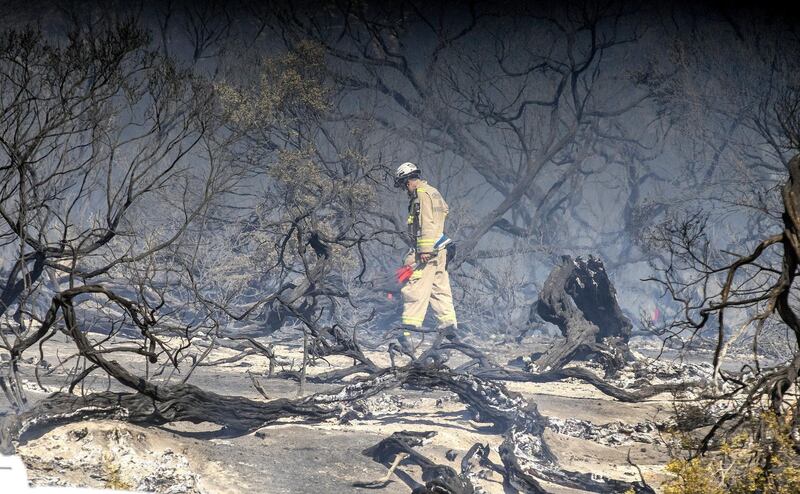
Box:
[3,332,711,493]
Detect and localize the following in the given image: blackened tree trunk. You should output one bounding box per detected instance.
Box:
[532,255,633,376]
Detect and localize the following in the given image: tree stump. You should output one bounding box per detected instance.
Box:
[531,255,633,376]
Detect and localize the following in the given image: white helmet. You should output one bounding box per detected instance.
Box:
[394,162,421,187]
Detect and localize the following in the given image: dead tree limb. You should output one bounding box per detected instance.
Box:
[397,367,655,493]
[472,366,699,403]
[0,384,337,455]
[357,430,475,493]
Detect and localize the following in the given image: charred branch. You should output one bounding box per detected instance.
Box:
[0,385,336,455]
[357,430,475,493]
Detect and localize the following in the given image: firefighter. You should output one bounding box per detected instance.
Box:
[394,162,457,356]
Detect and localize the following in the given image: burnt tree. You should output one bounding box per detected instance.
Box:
[532,255,633,376]
[649,153,800,454]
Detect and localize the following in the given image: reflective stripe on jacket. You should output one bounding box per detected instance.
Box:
[407,181,449,254]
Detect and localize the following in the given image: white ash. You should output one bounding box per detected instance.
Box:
[20,425,202,493]
[344,393,425,419]
[610,359,713,389]
[546,417,660,446]
[435,394,459,408]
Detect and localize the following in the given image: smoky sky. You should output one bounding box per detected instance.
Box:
[1,0,798,318]
[2,0,798,40]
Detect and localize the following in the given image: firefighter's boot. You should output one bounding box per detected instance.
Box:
[397,328,416,358]
[439,324,459,343]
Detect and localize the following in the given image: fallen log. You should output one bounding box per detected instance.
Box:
[0,384,337,455]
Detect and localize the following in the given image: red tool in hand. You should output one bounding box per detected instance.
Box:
[395,263,418,284]
[395,237,452,285]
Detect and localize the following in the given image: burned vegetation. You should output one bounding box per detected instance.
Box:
[0,2,799,493]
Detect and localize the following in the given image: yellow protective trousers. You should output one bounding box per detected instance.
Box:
[400,249,457,328]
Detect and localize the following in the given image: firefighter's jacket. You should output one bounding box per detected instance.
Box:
[401,180,456,328]
[407,181,449,255]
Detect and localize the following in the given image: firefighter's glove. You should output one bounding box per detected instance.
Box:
[418,252,432,263]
